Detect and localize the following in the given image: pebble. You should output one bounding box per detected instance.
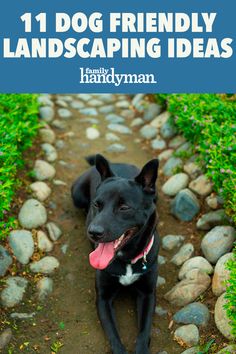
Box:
[57,95,72,102]
[51,119,67,130]
[105,114,125,124]
[55,139,65,149]
[173,302,210,326]
[174,324,199,347]
[33,160,56,181]
[9,230,34,264]
[70,100,85,109]
[214,293,234,340]
[169,135,186,148]
[56,99,68,108]
[201,226,235,264]
[206,195,222,210]
[171,243,194,266]
[86,127,100,140]
[171,189,200,222]
[157,276,166,287]
[61,244,69,254]
[39,106,55,122]
[158,149,173,161]
[130,117,144,127]
[53,179,67,186]
[160,119,177,138]
[88,99,103,107]
[176,142,192,154]
[120,109,135,119]
[183,162,201,179]
[150,111,170,128]
[0,328,12,350]
[143,103,162,121]
[39,128,56,144]
[162,173,189,196]
[105,132,120,141]
[180,348,199,354]
[29,182,51,202]
[162,235,185,251]
[108,123,132,135]
[212,253,233,296]
[80,107,98,116]
[189,175,213,197]
[106,144,127,153]
[216,345,236,353]
[155,306,168,317]
[10,312,35,320]
[48,201,57,210]
[37,277,53,301]
[140,125,158,139]
[58,108,72,119]
[46,222,62,241]
[115,100,130,109]
[41,143,58,162]
[0,246,12,277]
[158,255,166,265]
[77,93,92,102]
[151,138,167,150]
[18,199,47,229]
[163,157,183,176]
[99,105,115,114]
[38,96,54,107]
[164,269,211,306]
[132,94,145,109]
[30,256,59,274]
[1,277,28,308]
[37,230,53,252]
[196,209,227,230]
[99,94,114,103]
[178,256,213,280]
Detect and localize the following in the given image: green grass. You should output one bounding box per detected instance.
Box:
[155,93,236,340]
[0,94,39,239]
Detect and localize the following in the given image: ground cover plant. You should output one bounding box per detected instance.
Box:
[0,94,39,239]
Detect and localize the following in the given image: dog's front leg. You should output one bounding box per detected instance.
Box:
[134,270,157,354]
[96,272,128,354]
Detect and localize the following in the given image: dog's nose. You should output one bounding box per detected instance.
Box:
[88,225,105,240]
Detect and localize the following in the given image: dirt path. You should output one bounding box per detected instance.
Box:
[2,94,216,354]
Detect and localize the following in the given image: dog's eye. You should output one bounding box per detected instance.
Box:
[119,204,131,211]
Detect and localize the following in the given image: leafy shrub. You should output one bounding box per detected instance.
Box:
[0,94,39,239]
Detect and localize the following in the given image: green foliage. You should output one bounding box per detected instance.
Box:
[0,94,39,239]
[155,93,236,339]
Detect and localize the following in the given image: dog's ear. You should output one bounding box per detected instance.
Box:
[95,154,114,181]
[135,159,159,193]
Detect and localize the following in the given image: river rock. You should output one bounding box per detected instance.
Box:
[37,277,53,301]
[162,173,189,196]
[162,235,185,251]
[214,293,234,340]
[196,209,228,230]
[51,119,67,130]
[212,253,233,296]
[163,157,183,176]
[39,128,56,144]
[106,144,127,153]
[105,114,125,124]
[176,142,192,154]
[164,269,211,306]
[155,306,168,317]
[105,133,120,141]
[140,125,158,139]
[132,94,145,109]
[173,302,210,326]
[1,277,28,308]
[174,324,199,347]
[108,124,132,134]
[131,117,144,127]
[189,175,213,197]
[99,105,115,114]
[158,255,167,266]
[80,107,98,116]
[216,345,236,353]
[158,149,174,161]
[39,106,55,122]
[33,160,56,180]
[0,328,12,350]
[160,119,177,138]
[206,194,223,210]
[89,99,103,107]
[121,109,135,119]
[180,348,199,354]
[38,95,53,107]
[55,139,65,149]
[143,103,162,121]
[157,276,166,287]
[183,162,201,179]
[86,127,100,140]
[18,199,47,229]
[46,222,62,241]
[116,100,130,109]
[30,181,51,202]
[169,135,186,148]
[99,94,114,103]
[201,226,235,264]
[150,111,169,128]
[56,99,68,108]
[151,138,166,150]
[41,143,58,162]
[171,243,194,266]
[37,231,53,252]
[171,189,200,221]
[9,230,34,264]
[70,100,85,109]
[0,246,12,277]
[58,108,72,119]
[178,256,213,280]
[78,93,92,102]
[30,256,59,274]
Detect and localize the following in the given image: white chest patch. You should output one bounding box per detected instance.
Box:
[119,264,141,286]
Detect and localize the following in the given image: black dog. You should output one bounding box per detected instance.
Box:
[71,154,159,354]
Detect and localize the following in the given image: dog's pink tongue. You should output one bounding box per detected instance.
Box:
[89,242,115,270]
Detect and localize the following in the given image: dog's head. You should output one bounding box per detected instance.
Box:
[88,154,159,270]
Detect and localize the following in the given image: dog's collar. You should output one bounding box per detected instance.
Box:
[131,235,154,269]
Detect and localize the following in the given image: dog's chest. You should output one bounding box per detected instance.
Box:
[118,264,141,286]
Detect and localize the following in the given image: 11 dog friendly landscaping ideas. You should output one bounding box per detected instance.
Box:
[0,93,235,353]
